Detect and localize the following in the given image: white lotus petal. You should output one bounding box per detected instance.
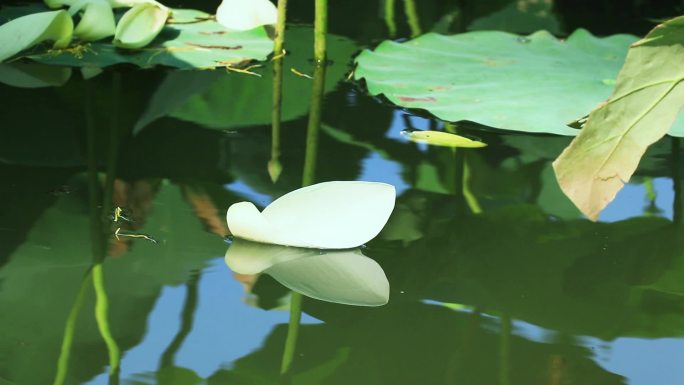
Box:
[224,240,390,306]
[226,181,396,249]
[216,0,277,31]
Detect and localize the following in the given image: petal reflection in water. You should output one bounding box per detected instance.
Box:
[225,239,390,306]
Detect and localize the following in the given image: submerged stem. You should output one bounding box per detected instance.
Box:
[280,292,303,375]
[53,271,92,385]
[160,271,201,368]
[384,0,397,37]
[103,72,121,216]
[499,314,511,385]
[403,0,421,37]
[93,263,121,377]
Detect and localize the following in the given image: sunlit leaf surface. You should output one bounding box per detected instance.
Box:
[355,29,639,135]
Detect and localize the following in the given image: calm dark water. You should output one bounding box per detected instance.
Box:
[2,1,684,385]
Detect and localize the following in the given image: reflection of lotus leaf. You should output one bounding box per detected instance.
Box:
[225,239,390,306]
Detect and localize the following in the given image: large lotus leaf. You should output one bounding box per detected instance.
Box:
[0,6,272,69]
[134,27,357,131]
[355,29,649,135]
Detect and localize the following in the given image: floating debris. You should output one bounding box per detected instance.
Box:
[114,227,158,244]
[290,67,313,79]
[401,129,487,148]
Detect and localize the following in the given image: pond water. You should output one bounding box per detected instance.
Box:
[2,1,684,384]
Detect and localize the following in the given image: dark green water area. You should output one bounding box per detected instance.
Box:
[2,0,684,384]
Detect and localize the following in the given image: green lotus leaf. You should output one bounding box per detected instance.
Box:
[0,5,273,69]
[134,27,356,131]
[355,29,640,136]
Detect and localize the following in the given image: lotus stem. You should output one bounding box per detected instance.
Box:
[269,58,283,183]
[403,0,421,37]
[53,271,92,385]
[314,0,327,63]
[273,0,287,56]
[160,271,201,368]
[280,292,303,375]
[384,0,397,37]
[499,314,511,385]
[85,83,120,383]
[103,72,121,216]
[92,263,121,378]
[302,64,327,186]
[673,137,682,225]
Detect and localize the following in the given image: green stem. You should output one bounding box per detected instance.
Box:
[270,42,284,183]
[93,263,121,377]
[463,154,482,215]
[673,137,682,225]
[403,0,421,37]
[302,64,327,186]
[103,72,121,216]
[314,0,327,63]
[53,271,92,385]
[160,271,201,368]
[273,0,287,56]
[499,314,511,385]
[280,292,303,375]
[85,79,120,384]
[384,0,397,37]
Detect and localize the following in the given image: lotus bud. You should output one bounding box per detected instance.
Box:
[113,1,169,49]
[70,0,116,41]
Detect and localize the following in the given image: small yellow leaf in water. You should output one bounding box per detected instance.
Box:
[401,130,486,148]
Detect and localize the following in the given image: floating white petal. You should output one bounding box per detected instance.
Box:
[215,0,277,31]
[226,181,396,249]
[225,239,390,306]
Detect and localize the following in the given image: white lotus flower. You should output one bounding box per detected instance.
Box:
[226,181,396,249]
[215,0,277,31]
[225,239,390,306]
